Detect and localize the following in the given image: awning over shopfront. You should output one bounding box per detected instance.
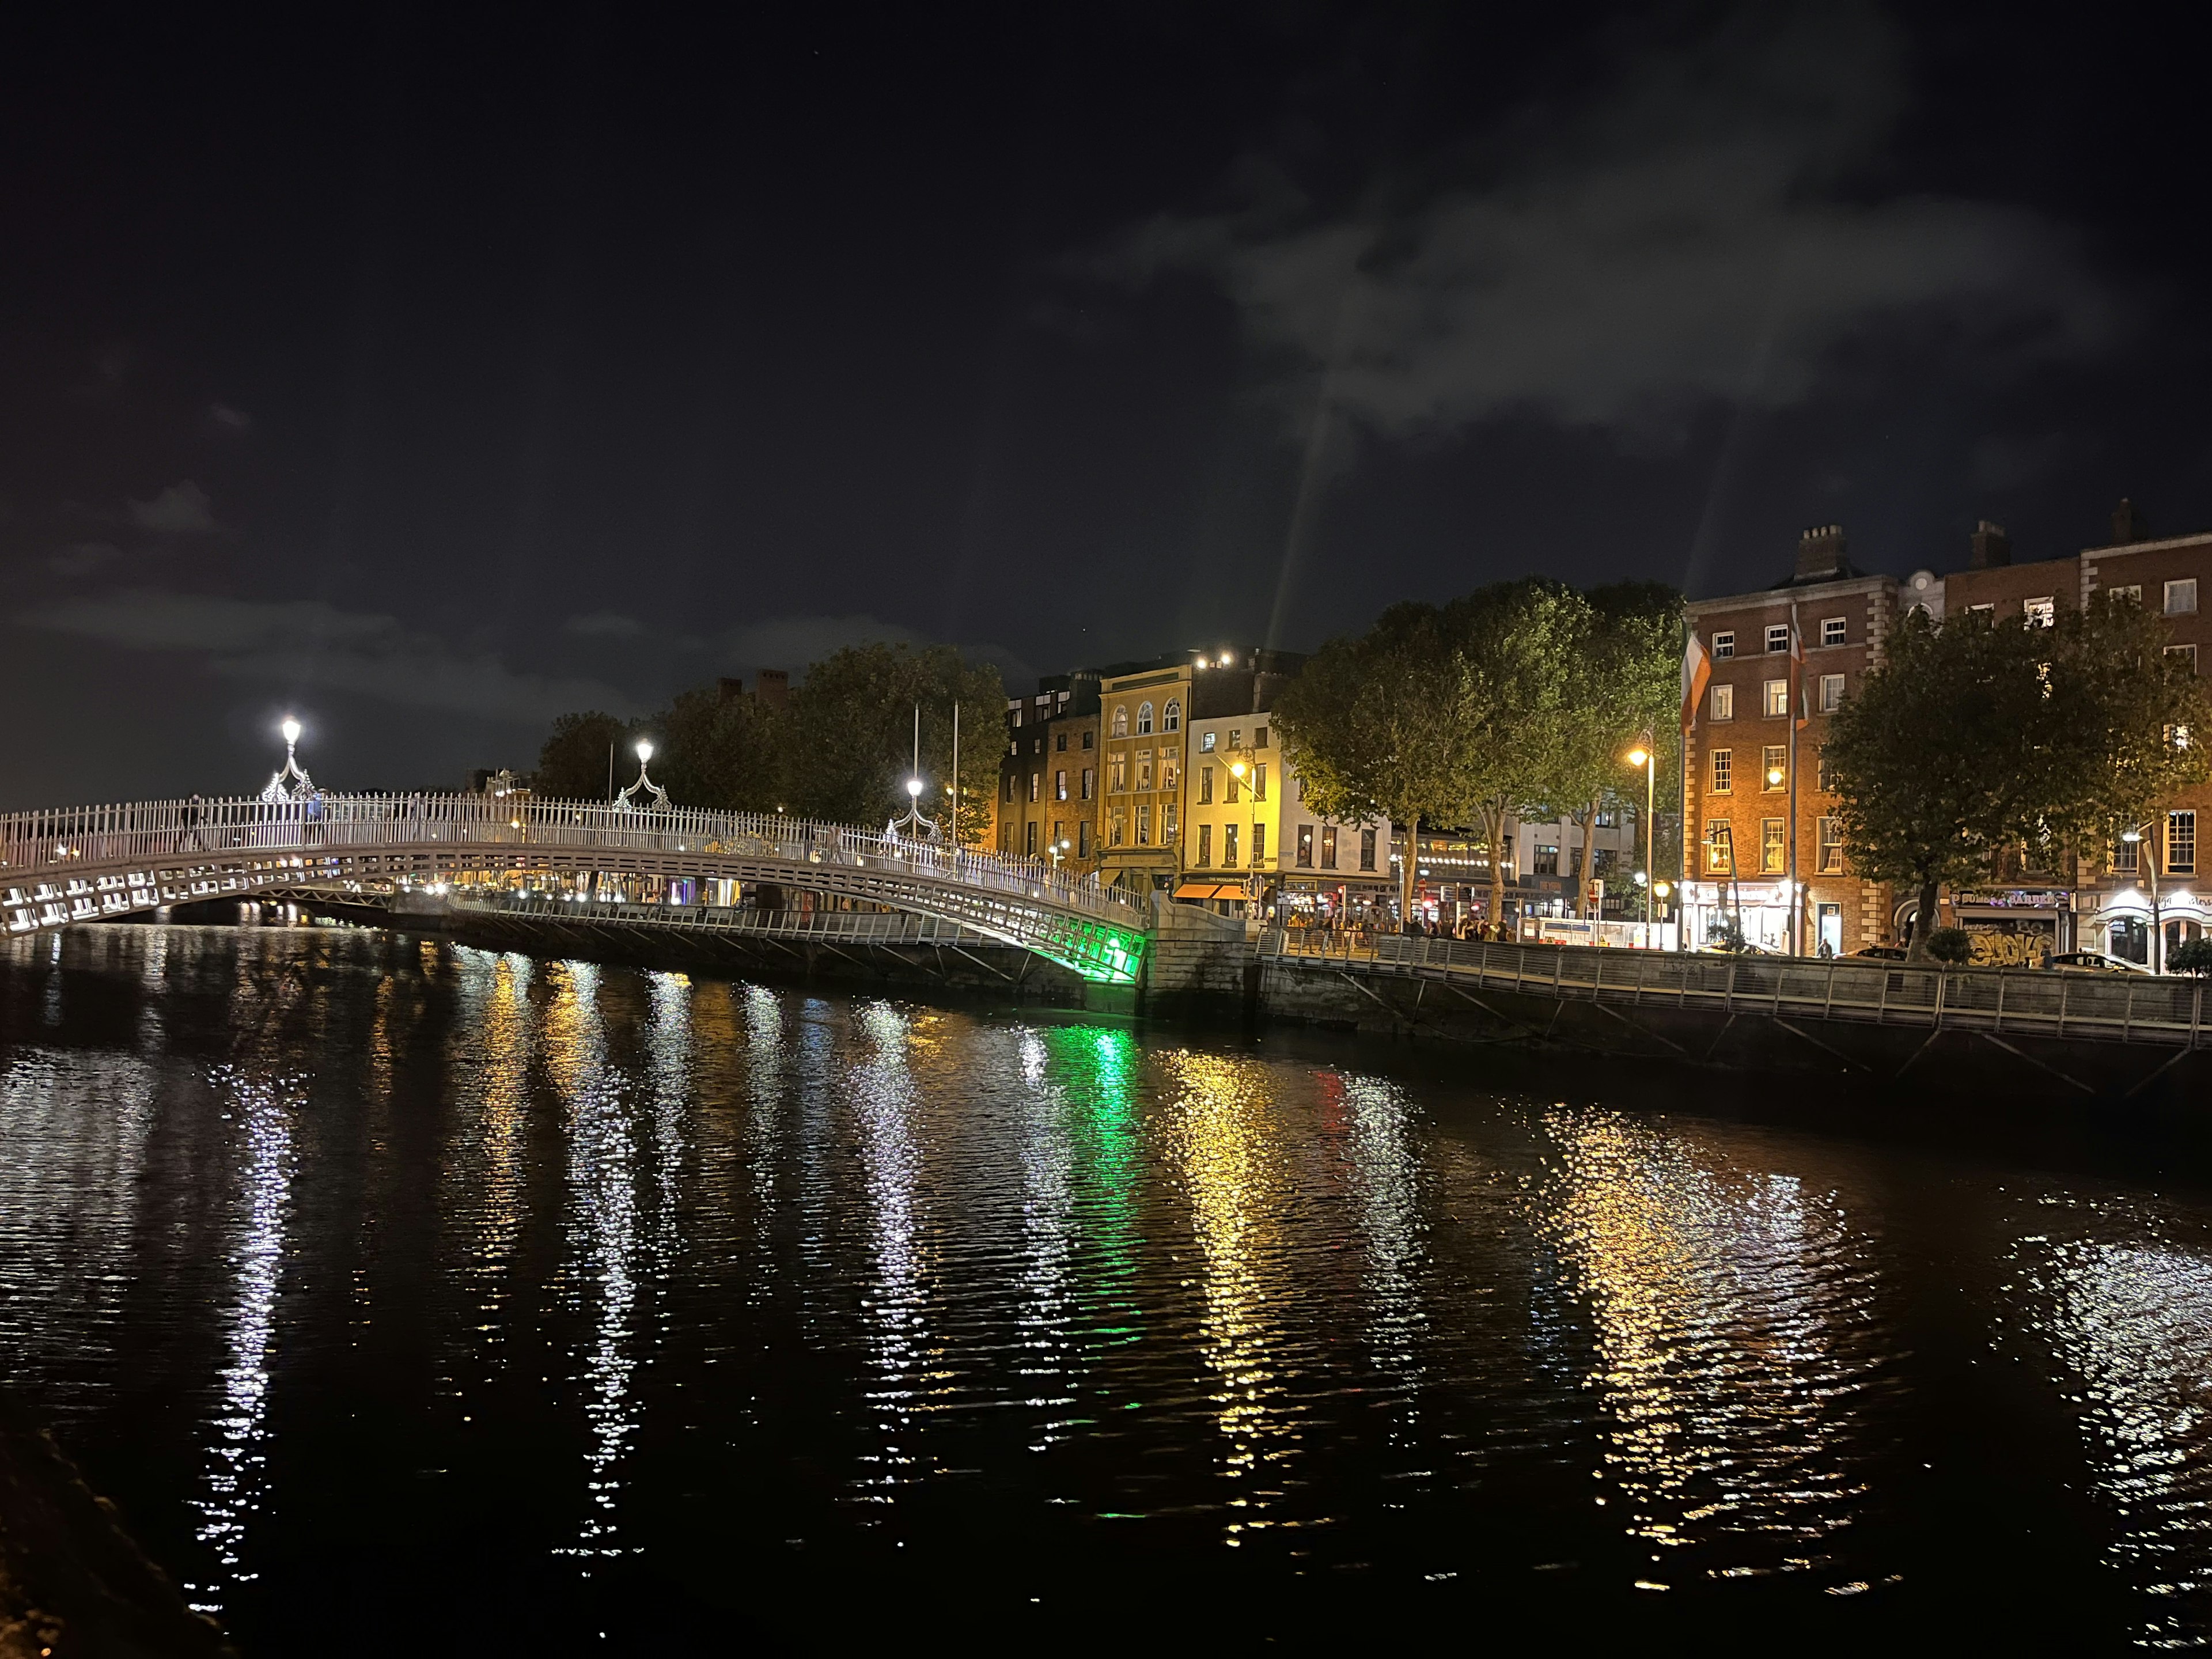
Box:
[1173,881,1245,900]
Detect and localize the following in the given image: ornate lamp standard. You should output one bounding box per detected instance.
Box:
[2122,822,2162,972]
[1626,738,1656,937]
[262,715,315,802]
[616,738,668,809]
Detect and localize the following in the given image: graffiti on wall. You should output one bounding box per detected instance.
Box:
[1964,916,2057,968]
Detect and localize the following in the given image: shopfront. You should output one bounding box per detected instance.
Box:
[1680,879,1796,952]
[1950,889,2071,968]
[2081,886,2207,966]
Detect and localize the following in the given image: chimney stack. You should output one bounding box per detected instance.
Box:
[1796,524,1847,582]
[2111,498,2149,546]
[1968,520,2012,570]
[755,668,790,709]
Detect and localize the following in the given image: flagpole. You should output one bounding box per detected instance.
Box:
[1787,602,1801,955]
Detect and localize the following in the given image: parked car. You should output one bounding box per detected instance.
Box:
[1851,944,1910,961]
[2043,950,2147,974]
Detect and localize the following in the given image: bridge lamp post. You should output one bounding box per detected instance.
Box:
[2123,823,2163,972]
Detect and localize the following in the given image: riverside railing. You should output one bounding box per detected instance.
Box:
[1260,929,2210,1049]
[0,792,1148,930]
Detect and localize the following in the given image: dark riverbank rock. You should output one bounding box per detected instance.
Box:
[0,1402,233,1659]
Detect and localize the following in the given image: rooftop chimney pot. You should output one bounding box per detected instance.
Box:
[1796,523,1848,582]
[1968,520,2012,570]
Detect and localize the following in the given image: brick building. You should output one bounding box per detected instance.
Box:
[1682,503,2212,964]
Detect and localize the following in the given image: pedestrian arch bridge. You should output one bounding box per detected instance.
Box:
[0,793,1149,984]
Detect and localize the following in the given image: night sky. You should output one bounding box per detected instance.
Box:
[6,2,2207,806]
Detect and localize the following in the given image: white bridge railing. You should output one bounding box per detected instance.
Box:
[0,791,1148,931]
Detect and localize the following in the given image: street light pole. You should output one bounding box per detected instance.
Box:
[2124,821,2162,972]
[1625,738,1656,945]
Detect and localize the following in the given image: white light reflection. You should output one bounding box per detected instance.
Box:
[2014,1224,2212,1646]
[1334,1071,1429,1392]
[446,950,535,1362]
[1541,1110,1883,1588]
[183,1065,300,1613]
[1014,1031,1080,1446]
[850,1002,929,1503]
[545,960,643,1564]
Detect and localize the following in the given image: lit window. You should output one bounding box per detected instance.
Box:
[1226,771,1240,805]
[1055,770,1067,800]
[1109,755,1127,792]
[1199,766,1214,805]
[1029,772,1041,802]
[1710,749,1732,793]
[1819,672,1845,713]
[1359,828,1375,871]
[1136,753,1153,791]
[1081,767,1094,800]
[1162,758,1179,792]
[1222,824,1240,867]
[1297,825,1314,868]
[1817,747,1837,793]
[1821,617,1846,646]
[1196,824,1213,866]
[1162,699,1181,732]
[2113,834,2139,874]
[1763,745,1786,791]
[2109,584,2143,603]
[1763,679,1789,717]
[1025,821,1038,855]
[1002,773,1015,804]
[1109,810,1125,847]
[2168,643,2199,673]
[2025,597,2055,628]
[1137,804,1151,844]
[1252,824,1266,863]
[1713,631,1736,659]
[1710,684,1734,721]
[1817,817,1843,873]
[1163,805,1178,845]
[1137,702,1154,736]
[2168,579,2199,616]
[1762,819,1786,873]
[1228,729,1243,749]
[1200,731,1217,752]
[1705,821,1734,873]
[2170,810,2197,875]
[1766,624,1790,653]
[1969,604,1994,617]
[1111,704,1128,736]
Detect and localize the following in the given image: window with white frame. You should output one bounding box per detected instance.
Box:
[1200,730,1216,752]
[1162,699,1181,731]
[1762,745,1786,791]
[1162,805,1178,845]
[1710,684,1734,721]
[1710,748,1732,793]
[1199,765,1213,804]
[1821,616,1846,646]
[1222,824,1239,868]
[1195,824,1212,866]
[1705,821,1733,872]
[1761,818,1786,873]
[2168,643,2199,672]
[1763,679,1789,717]
[2170,810,2197,875]
[2025,597,2055,628]
[1111,705,1128,736]
[1817,816,1843,873]
[2112,833,2138,873]
[1135,804,1151,844]
[1137,702,1154,735]
[1819,672,1845,713]
[2168,579,2199,616]
[2109,584,2143,603]
[1055,770,1067,800]
[1713,631,1735,659]
[1766,624,1790,653]
[1081,767,1094,800]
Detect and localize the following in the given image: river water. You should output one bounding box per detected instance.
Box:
[5,926,2212,1649]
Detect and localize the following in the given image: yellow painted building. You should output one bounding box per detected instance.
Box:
[1098,657,1194,898]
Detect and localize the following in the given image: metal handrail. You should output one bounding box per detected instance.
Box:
[1256,929,2210,1049]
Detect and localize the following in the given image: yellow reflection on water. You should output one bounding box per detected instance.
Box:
[1160,1049,1300,1536]
[1543,1109,1877,1585]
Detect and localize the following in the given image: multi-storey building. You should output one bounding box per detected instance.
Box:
[1683,503,2212,964]
[1683,525,1897,955]
[998,672,1102,875]
[1097,654,1195,899]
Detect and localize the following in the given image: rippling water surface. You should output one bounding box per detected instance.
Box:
[5,927,2212,1649]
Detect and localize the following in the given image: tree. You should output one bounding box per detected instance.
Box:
[2042,593,2212,853]
[1272,603,1474,922]
[779,643,1003,837]
[535,711,631,801]
[1822,608,2050,959]
[649,684,786,812]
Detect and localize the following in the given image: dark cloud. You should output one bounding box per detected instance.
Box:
[125,480,217,535]
[562,611,648,639]
[23,590,634,724]
[1107,4,2113,445]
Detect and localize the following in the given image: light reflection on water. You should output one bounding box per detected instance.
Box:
[8,927,2212,1648]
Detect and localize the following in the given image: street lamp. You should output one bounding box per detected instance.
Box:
[636,738,653,764]
[1626,740,1656,939]
[906,777,923,801]
[2123,824,2162,972]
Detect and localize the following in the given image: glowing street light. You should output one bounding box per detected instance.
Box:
[635,738,653,764]
[906,777,924,800]
[1624,737,1657,935]
[282,716,302,748]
